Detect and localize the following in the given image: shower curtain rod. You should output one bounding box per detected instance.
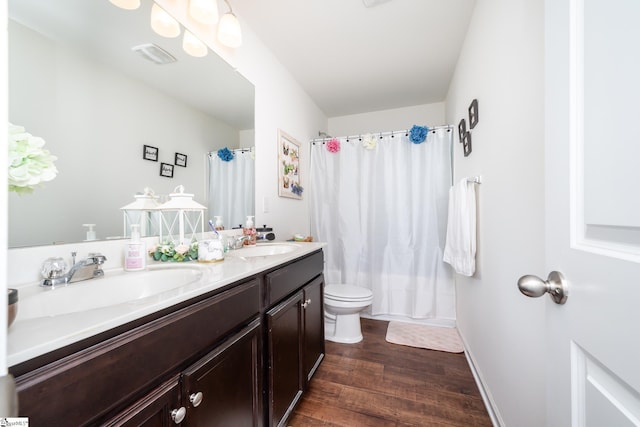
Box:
[207,147,254,156]
[310,124,453,144]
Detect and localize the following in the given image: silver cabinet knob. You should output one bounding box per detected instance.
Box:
[171,407,186,424]
[302,298,311,308]
[189,391,203,407]
[517,271,568,305]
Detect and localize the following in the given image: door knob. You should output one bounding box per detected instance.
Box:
[517,271,568,305]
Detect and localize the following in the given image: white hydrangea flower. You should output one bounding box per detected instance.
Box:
[8,123,58,194]
[362,134,377,150]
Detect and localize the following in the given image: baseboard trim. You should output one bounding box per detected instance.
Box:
[458,331,503,427]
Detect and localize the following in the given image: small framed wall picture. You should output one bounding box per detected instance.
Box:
[143,145,159,161]
[458,118,467,143]
[463,131,473,157]
[160,162,174,178]
[468,98,479,129]
[175,152,187,167]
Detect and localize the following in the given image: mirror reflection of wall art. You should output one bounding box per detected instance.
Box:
[468,98,479,129]
[160,162,174,178]
[143,145,159,161]
[463,131,473,157]
[278,129,303,200]
[175,152,188,167]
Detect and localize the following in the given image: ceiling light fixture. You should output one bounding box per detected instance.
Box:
[183,30,208,57]
[189,0,219,26]
[217,0,242,48]
[150,3,181,38]
[109,0,141,10]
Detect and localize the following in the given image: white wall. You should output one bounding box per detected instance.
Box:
[328,103,445,137]
[445,0,546,426]
[8,20,239,246]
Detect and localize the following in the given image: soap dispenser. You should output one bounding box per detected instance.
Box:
[214,216,224,231]
[83,224,97,241]
[124,224,146,271]
[243,215,257,246]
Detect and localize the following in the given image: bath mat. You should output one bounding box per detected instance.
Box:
[385,321,464,353]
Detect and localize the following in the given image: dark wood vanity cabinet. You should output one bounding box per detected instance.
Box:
[11,249,325,427]
[265,252,325,427]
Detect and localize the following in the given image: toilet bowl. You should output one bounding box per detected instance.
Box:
[324,284,373,344]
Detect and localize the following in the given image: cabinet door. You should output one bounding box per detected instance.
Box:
[104,376,183,427]
[302,275,325,384]
[182,319,262,427]
[266,291,304,427]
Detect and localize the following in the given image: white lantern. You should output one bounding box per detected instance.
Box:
[120,187,161,238]
[158,185,207,245]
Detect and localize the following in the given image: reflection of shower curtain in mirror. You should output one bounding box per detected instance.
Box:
[208,150,255,230]
[310,128,454,321]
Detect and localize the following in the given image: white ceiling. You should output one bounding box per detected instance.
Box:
[233,0,476,117]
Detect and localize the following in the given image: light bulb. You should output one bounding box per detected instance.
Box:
[189,0,219,25]
[109,0,141,10]
[217,12,242,48]
[151,3,181,38]
[183,31,208,57]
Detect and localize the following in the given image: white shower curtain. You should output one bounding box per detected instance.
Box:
[208,150,255,229]
[310,128,455,320]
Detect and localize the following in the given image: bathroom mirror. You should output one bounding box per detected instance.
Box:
[8,0,255,247]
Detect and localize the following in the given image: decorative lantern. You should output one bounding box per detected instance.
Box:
[158,185,207,245]
[120,187,161,238]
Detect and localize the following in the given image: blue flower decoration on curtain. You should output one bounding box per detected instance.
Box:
[217,147,234,162]
[409,125,429,144]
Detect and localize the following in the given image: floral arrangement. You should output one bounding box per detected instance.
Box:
[149,241,199,262]
[290,182,304,196]
[8,123,58,194]
[362,134,377,150]
[326,138,341,153]
[409,125,429,144]
[217,147,234,162]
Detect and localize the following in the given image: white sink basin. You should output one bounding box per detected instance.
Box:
[18,265,204,320]
[227,243,298,258]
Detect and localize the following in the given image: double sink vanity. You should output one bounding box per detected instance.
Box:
[8,242,326,426]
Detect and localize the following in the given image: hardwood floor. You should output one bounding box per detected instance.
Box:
[288,318,492,427]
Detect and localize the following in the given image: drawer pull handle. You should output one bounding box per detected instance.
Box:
[302,298,311,309]
[190,391,204,407]
[171,407,186,424]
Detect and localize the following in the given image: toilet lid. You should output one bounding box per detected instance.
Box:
[325,284,373,301]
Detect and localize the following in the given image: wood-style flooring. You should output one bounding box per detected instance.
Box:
[288,318,493,427]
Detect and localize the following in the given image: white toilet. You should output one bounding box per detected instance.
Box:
[324,284,374,343]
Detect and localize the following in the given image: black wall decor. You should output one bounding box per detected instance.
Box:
[468,99,479,129]
[458,118,466,143]
[160,162,174,178]
[463,131,472,157]
[143,145,158,161]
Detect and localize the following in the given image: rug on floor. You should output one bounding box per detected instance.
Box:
[385,321,464,353]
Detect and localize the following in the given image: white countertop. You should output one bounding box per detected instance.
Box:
[8,242,325,368]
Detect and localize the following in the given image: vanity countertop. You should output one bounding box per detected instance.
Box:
[7,242,325,368]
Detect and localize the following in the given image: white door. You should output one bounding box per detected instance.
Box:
[542,0,640,425]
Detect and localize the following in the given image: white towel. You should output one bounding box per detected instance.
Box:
[443,178,477,276]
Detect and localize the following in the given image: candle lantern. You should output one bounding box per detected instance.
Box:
[158,185,207,245]
[120,187,161,238]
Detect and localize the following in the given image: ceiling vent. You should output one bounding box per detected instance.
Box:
[131,43,177,65]
[362,0,392,7]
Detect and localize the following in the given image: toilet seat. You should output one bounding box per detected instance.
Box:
[325,284,373,302]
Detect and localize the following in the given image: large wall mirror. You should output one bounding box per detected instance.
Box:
[8,0,255,247]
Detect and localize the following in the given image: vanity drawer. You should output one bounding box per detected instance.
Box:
[15,279,260,426]
[265,250,323,306]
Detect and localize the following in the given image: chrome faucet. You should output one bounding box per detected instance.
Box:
[41,252,107,288]
[229,235,250,250]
